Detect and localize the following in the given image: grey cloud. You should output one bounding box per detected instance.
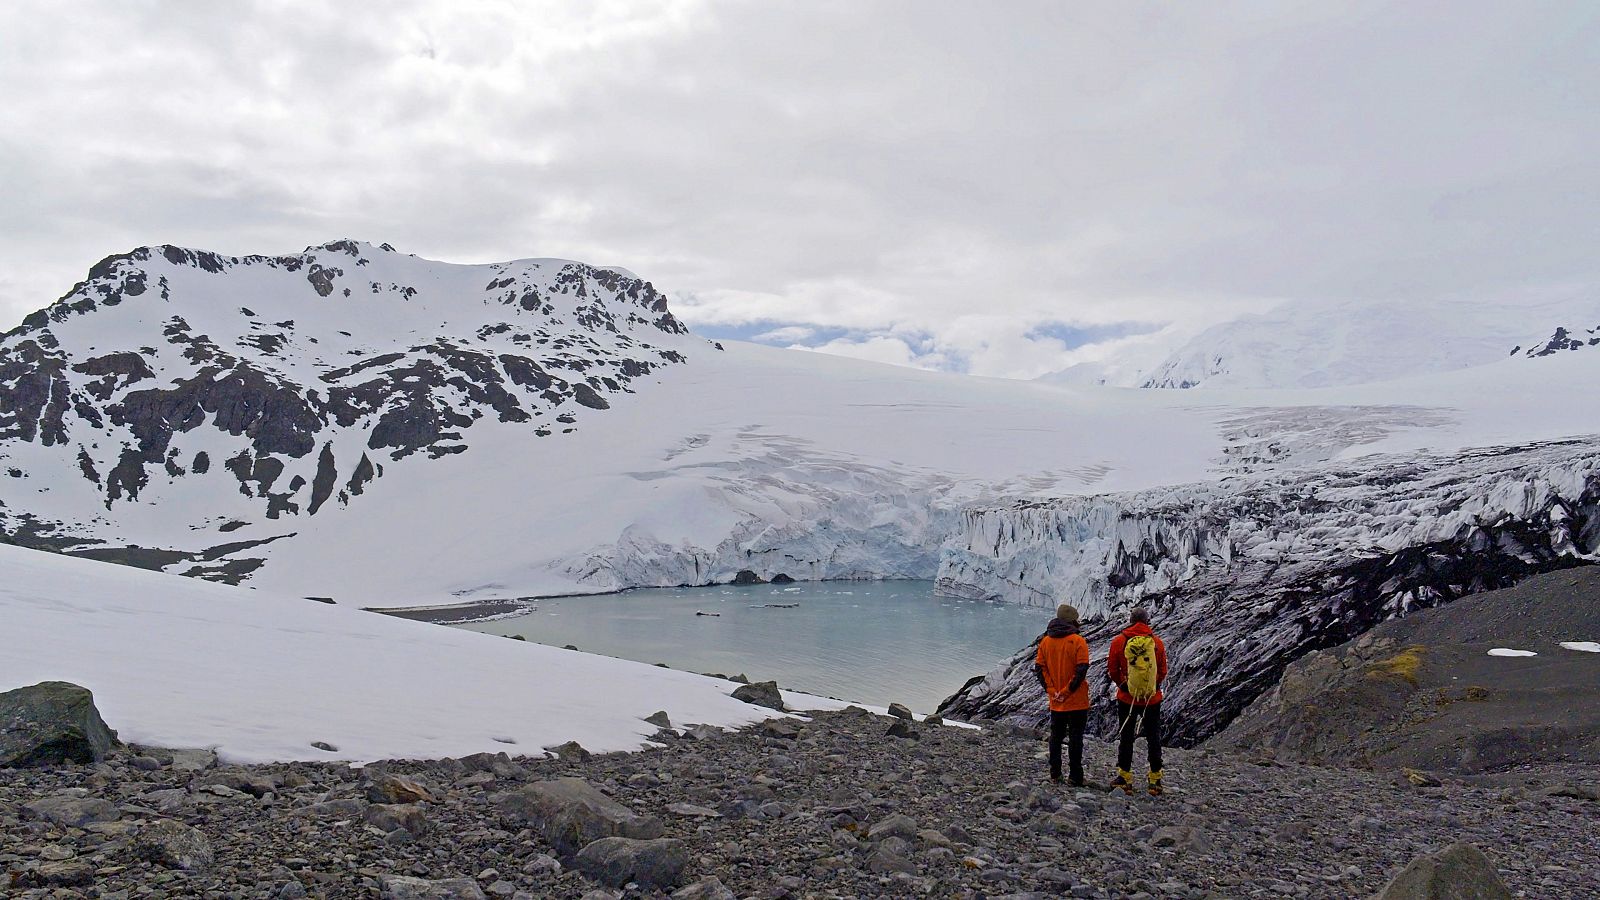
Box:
[2,0,1596,377]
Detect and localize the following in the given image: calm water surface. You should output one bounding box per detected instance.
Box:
[453,580,1046,714]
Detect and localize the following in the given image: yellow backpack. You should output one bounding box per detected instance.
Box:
[1124,634,1158,701]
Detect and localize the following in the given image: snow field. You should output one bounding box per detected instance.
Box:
[0,544,884,765]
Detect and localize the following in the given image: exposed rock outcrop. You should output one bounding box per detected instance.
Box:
[1221,565,1600,772]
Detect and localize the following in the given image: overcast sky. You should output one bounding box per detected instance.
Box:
[2,1,1596,377]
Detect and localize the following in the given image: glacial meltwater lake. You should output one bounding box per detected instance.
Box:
[450,580,1046,714]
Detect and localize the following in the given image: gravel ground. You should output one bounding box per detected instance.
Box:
[2,707,1596,898]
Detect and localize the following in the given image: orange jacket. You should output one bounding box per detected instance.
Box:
[1107,622,1167,705]
[1035,632,1091,712]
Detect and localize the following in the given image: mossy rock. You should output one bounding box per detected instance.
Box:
[0,681,120,767]
[1367,644,1427,686]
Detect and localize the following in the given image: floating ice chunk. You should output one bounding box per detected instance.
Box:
[1559,641,1600,653]
[1487,648,1538,657]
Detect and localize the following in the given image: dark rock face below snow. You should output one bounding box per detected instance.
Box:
[937,440,1600,747]
[1513,323,1600,358]
[1,709,1593,898]
[1221,566,1600,773]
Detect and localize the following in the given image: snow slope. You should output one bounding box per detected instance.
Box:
[247,342,1600,607]
[0,542,856,764]
[1130,295,1600,389]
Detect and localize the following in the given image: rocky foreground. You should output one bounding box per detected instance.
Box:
[4,705,1598,899]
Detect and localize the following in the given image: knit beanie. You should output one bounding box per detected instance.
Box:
[1055,603,1079,624]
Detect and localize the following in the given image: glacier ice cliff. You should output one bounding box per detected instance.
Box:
[935,439,1600,746]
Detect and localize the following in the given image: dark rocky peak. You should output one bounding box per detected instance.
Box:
[1513,323,1600,358]
[4,240,689,353]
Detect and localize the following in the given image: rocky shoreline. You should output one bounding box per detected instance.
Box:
[4,705,1596,899]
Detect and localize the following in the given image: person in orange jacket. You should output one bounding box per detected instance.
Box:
[1106,607,1168,795]
[1033,603,1091,786]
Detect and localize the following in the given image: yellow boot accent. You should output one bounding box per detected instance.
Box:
[1111,768,1134,794]
[1147,769,1164,797]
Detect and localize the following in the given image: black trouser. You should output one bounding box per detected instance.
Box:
[1048,709,1089,783]
[1115,700,1163,774]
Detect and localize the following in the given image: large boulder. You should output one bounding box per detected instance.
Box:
[730,681,785,711]
[1374,842,1513,900]
[14,860,95,888]
[0,681,118,766]
[23,794,120,827]
[364,771,437,804]
[574,836,688,889]
[672,875,737,899]
[379,875,487,899]
[133,819,214,871]
[497,777,663,855]
[367,803,429,834]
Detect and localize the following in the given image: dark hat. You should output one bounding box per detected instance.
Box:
[1055,603,1079,624]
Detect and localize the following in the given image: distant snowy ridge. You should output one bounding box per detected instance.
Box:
[1118,296,1600,389]
[937,438,1600,744]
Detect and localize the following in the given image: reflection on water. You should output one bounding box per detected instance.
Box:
[452,580,1046,714]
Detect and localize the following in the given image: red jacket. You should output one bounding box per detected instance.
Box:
[1107,622,1167,705]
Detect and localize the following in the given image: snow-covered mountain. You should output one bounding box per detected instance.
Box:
[1065,296,1600,390]
[0,240,703,582]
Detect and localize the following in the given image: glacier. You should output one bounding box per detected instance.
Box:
[935,439,1600,745]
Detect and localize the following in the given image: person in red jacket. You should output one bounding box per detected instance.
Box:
[1033,603,1091,785]
[1106,607,1168,795]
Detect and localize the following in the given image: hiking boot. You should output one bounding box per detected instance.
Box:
[1068,776,1087,788]
[1109,769,1134,795]
[1147,770,1164,797]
